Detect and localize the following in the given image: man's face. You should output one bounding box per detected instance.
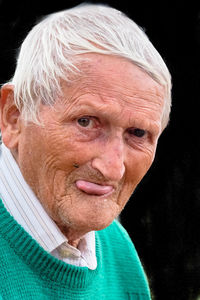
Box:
[16,54,165,240]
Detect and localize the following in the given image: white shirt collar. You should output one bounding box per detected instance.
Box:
[0,143,97,269]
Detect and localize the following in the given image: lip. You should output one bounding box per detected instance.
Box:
[75,180,114,196]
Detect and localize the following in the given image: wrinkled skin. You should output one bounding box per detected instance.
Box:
[0,54,165,244]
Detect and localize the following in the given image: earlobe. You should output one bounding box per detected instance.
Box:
[0,84,21,149]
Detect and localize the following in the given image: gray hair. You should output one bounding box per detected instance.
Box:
[10,3,171,129]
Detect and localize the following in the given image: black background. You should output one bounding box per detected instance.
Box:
[1,1,200,299]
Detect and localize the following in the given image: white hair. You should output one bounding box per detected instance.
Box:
[10,3,171,129]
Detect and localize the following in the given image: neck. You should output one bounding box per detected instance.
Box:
[55,222,86,248]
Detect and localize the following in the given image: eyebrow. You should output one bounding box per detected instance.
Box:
[62,96,162,134]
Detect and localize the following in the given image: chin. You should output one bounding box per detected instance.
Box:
[87,214,117,231]
[58,204,119,236]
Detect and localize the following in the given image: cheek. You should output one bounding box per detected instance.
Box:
[117,152,154,208]
[54,140,96,168]
[127,151,154,185]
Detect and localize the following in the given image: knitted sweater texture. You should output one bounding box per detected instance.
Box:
[0,200,151,299]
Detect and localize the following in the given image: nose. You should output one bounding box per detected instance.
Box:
[91,136,125,182]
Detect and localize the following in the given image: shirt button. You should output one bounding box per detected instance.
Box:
[58,242,81,259]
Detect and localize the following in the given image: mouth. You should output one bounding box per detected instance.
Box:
[75,180,114,196]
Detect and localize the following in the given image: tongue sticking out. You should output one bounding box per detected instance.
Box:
[75,180,113,195]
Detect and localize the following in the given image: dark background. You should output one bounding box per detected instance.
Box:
[0,1,200,299]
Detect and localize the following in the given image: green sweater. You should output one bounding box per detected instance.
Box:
[0,199,151,299]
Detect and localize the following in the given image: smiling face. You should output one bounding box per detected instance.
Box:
[14,54,165,241]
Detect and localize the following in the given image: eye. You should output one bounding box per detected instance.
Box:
[77,116,99,129]
[77,117,91,127]
[127,128,146,138]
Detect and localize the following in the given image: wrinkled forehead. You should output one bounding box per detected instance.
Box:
[51,55,165,135]
[60,54,165,106]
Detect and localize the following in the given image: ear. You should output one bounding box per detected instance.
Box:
[0,84,21,150]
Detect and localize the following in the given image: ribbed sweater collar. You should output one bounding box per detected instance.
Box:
[0,199,101,289]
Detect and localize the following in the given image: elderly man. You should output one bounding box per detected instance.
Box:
[0,4,171,299]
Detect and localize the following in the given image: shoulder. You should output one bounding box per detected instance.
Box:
[97,219,135,252]
[96,219,144,273]
[96,219,151,297]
